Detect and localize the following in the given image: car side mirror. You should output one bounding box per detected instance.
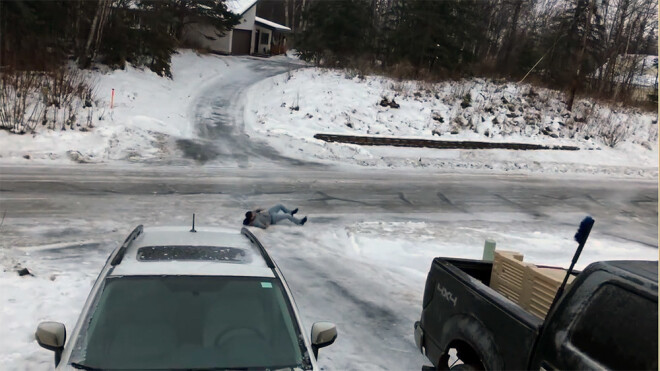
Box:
[35,322,66,366]
[310,322,337,358]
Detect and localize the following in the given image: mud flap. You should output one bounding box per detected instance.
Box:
[415,321,424,353]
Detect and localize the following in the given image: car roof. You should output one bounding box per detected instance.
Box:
[109,226,275,278]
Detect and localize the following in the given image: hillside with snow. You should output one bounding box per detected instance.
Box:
[245,68,658,177]
[1,52,657,177]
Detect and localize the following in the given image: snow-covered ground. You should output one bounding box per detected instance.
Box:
[1,52,656,177]
[0,50,656,369]
[1,163,656,369]
[1,211,657,370]
[0,50,233,164]
[244,68,658,177]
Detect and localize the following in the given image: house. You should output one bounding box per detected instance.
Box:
[182,0,291,55]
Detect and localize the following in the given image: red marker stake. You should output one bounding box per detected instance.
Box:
[111,89,115,109]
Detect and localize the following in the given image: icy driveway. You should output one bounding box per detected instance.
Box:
[0,52,309,167]
[176,56,313,167]
[1,165,657,370]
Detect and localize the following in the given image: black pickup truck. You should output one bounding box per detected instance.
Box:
[414,258,658,370]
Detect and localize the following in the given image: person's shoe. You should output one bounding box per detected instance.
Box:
[291,208,298,216]
[301,216,307,225]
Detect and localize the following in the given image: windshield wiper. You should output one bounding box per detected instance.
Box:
[70,363,103,370]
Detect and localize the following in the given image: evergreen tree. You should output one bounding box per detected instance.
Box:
[0,1,81,69]
[391,0,487,73]
[1,0,239,77]
[295,0,372,64]
[544,0,606,85]
[170,0,240,40]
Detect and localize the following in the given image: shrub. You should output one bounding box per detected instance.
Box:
[0,67,98,134]
[599,115,629,148]
[0,70,45,133]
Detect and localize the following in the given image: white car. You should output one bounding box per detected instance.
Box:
[35,225,337,370]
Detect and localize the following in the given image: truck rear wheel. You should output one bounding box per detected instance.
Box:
[441,316,503,370]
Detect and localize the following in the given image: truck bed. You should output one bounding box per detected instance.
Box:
[421,257,544,369]
[439,257,545,325]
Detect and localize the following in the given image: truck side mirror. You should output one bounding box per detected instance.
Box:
[311,322,337,359]
[35,321,66,366]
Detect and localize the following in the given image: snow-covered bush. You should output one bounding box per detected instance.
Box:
[0,67,98,134]
[599,120,630,148]
[0,71,45,134]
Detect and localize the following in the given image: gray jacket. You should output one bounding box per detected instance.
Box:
[250,210,271,229]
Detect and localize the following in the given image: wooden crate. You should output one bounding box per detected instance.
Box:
[520,266,576,319]
[490,250,528,304]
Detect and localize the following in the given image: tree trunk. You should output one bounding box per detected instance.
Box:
[567,0,594,111]
[600,0,629,94]
[175,3,187,40]
[300,0,307,31]
[291,0,297,33]
[80,0,104,67]
[284,0,290,28]
[501,0,523,72]
[613,18,635,100]
[483,1,496,60]
[92,0,111,61]
[74,0,83,54]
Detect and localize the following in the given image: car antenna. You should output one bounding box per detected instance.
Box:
[549,216,594,312]
[190,213,197,233]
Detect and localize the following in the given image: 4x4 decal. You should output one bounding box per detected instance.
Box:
[436,284,457,307]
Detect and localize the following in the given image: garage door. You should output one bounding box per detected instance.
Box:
[231,30,252,55]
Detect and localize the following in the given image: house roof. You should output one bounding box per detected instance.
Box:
[255,16,291,31]
[225,0,258,16]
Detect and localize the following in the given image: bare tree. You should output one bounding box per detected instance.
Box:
[80,0,111,68]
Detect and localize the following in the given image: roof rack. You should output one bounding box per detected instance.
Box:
[111,225,143,266]
[241,227,275,269]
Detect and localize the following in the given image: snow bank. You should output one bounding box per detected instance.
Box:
[0,50,231,164]
[0,241,114,370]
[244,68,658,177]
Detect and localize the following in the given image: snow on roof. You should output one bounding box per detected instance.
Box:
[110,226,274,277]
[225,0,258,15]
[255,16,291,31]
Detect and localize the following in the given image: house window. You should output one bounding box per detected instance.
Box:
[260,32,269,45]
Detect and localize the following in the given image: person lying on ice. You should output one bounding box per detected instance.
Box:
[243,204,307,229]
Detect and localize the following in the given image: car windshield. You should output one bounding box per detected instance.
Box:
[70,275,309,370]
